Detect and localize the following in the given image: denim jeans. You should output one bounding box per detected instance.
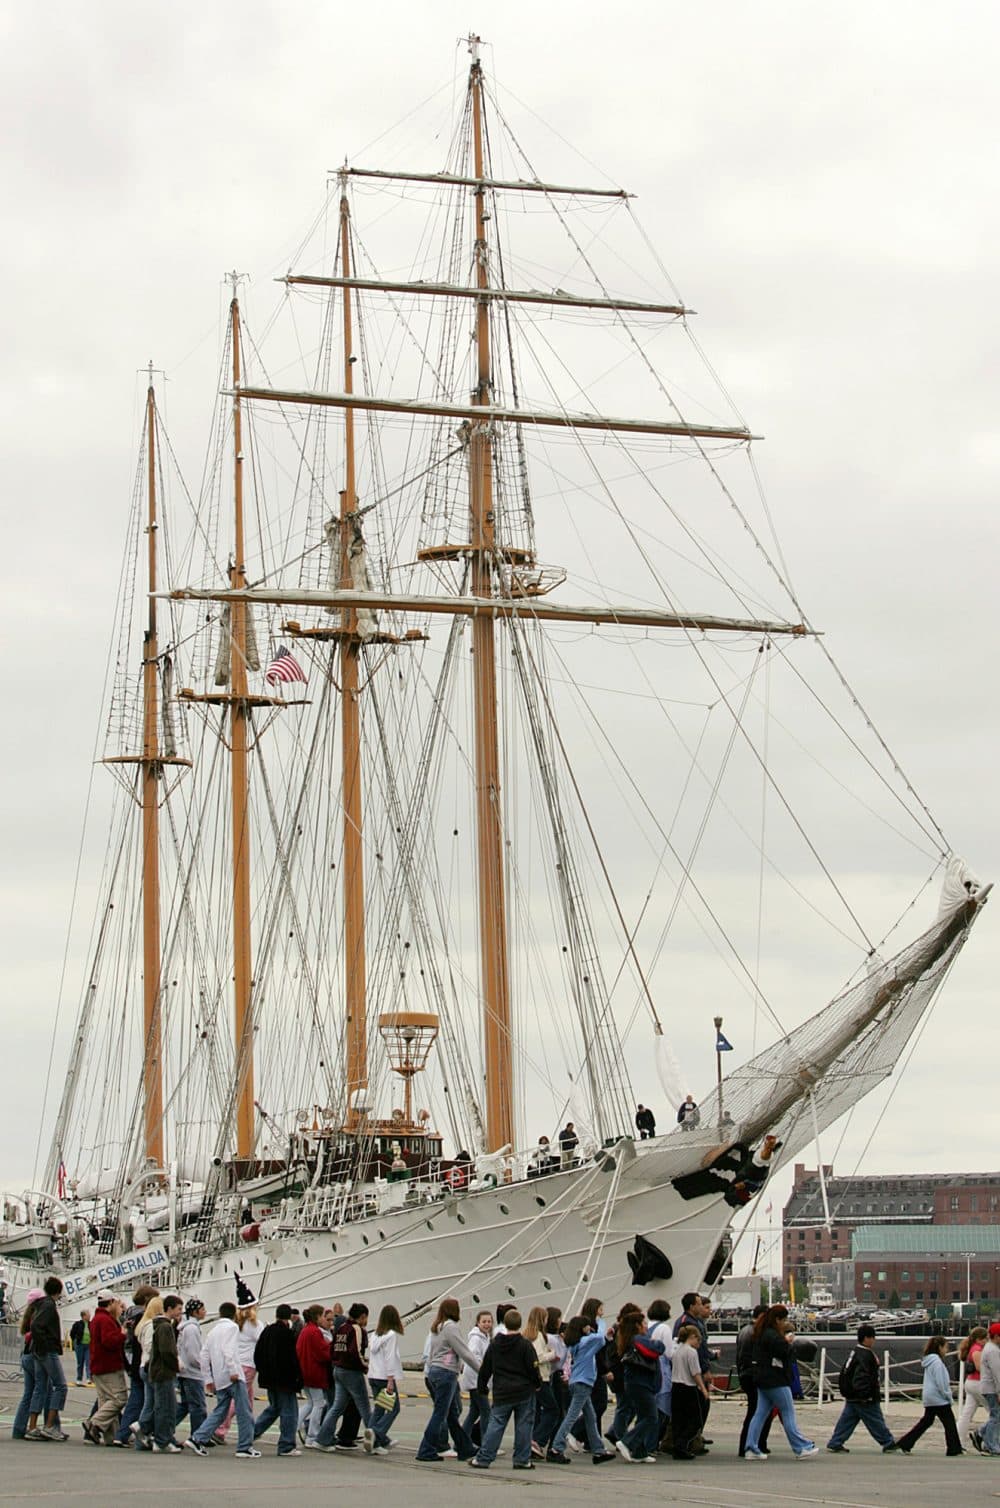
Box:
[316,1368,372,1448]
[476,1395,535,1466]
[175,1376,207,1436]
[74,1342,90,1382]
[828,1397,894,1449]
[13,1353,36,1436]
[533,1380,560,1449]
[738,1376,772,1455]
[136,1368,155,1443]
[369,1377,400,1446]
[552,1381,604,1455]
[981,1393,1000,1454]
[298,1385,327,1442]
[33,1352,68,1418]
[193,1379,254,1452]
[253,1387,299,1453]
[463,1386,491,1447]
[150,1377,178,1448]
[747,1384,813,1455]
[417,1367,474,1460]
[114,1373,145,1442]
[623,1383,659,1458]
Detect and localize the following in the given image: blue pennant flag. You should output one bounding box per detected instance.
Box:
[715,1030,734,1052]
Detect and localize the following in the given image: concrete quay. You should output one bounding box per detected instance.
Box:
[1,1377,996,1506]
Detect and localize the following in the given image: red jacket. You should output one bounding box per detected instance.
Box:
[89,1305,127,1375]
[296,1321,331,1389]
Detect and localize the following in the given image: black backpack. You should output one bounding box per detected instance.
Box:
[838,1351,857,1399]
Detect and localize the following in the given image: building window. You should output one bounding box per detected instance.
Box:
[901,1292,910,1301]
[951,1195,960,1211]
[877,1271,887,1282]
[953,1291,961,1301]
[915,1271,924,1281]
[878,1291,886,1301]
[971,1195,979,1213]
[916,1291,923,1300]
[901,1270,910,1281]
[862,1270,872,1281]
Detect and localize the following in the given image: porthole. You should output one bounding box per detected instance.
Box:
[426,1220,434,1231]
[223,1263,228,1273]
[472,1293,480,1303]
[209,1266,214,1277]
[507,1286,515,1297]
[542,1280,552,1291]
[582,1272,589,1282]
[331,1240,337,1253]
[304,1246,310,1258]
[378,1230,386,1241]
[535,1196,546,1208]
[456,1213,466,1225]
[499,1203,509,1215]
[362,1234,369,1246]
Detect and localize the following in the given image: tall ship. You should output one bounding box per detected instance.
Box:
[1,39,987,1348]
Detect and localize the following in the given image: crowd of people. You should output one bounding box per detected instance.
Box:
[10,1275,1000,1465]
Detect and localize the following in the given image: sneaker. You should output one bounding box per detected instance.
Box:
[129,1421,142,1437]
[320,1444,338,1453]
[152,1442,182,1453]
[75,1380,86,1387]
[278,1448,302,1457]
[336,1439,360,1450]
[615,1439,633,1462]
[363,1427,374,1454]
[468,1460,490,1469]
[213,1432,228,1445]
[970,1432,983,1454]
[567,1436,585,1453]
[592,1451,616,1464]
[110,1438,127,1447]
[826,1443,849,1453]
[744,1448,767,1460]
[883,1441,901,1452]
[513,1462,535,1470]
[24,1429,47,1442]
[40,1427,69,1442]
[546,1450,570,1464]
[415,1454,444,1462]
[441,1448,458,1459]
[81,1421,99,1445]
[235,1447,262,1459]
[303,1439,321,1449]
[372,1446,389,1456]
[641,1455,657,1463]
[796,1445,820,1459]
[184,1439,208,1456]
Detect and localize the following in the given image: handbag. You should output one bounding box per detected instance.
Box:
[373,1386,396,1411]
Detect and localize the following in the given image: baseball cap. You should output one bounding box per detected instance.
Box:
[989,1322,1000,1339]
[96,1289,116,1303]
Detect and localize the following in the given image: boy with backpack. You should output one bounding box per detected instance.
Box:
[826,1324,898,1453]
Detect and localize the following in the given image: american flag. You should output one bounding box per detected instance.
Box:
[264,645,307,687]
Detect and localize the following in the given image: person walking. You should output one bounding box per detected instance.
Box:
[826,1324,897,1453]
[470,1309,541,1469]
[13,1289,46,1440]
[893,1334,963,1456]
[216,1282,262,1444]
[297,1304,332,1447]
[614,1310,665,1463]
[70,1310,91,1385]
[461,1310,494,1449]
[252,1303,302,1456]
[185,1301,260,1458]
[315,1302,374,1453]
[670,1325,711,1459]
[175,1298,207,1440]
[975,1321,1000,1455]
[112,1284,159,1446]
[147,1295,183,1453]
[29,1275,69,1441]
[523,1307,559,1456]
[736,1303,772,1456]
[645,1298,674,1449]
[83,1292,128,1445]
[368,1305,406,1454]
[673,1293,713,1448]
[546,1314,616,1464]
[957,1326,988,1450]
[415,1299,480,1462]
[744,1304,818,1459]
[131,1294,165,1448]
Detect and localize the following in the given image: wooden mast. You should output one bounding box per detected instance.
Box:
[338,177,368,1129]
[141,372,165,1169]
[469,42,514,1153]
[229,285,255,1159]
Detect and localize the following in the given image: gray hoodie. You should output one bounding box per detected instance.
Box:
[426,1319,480,1376]
[177,1316,204,1380]
[979,1338,1000,1397]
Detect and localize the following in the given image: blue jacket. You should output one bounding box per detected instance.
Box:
[921,1353,952,1408]
[568,1330,607,1388]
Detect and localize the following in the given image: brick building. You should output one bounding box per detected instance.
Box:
[851,1225,1000,1305]
[782,1165,1000,1296]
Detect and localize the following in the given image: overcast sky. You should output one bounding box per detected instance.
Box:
[1,2,997,1256]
